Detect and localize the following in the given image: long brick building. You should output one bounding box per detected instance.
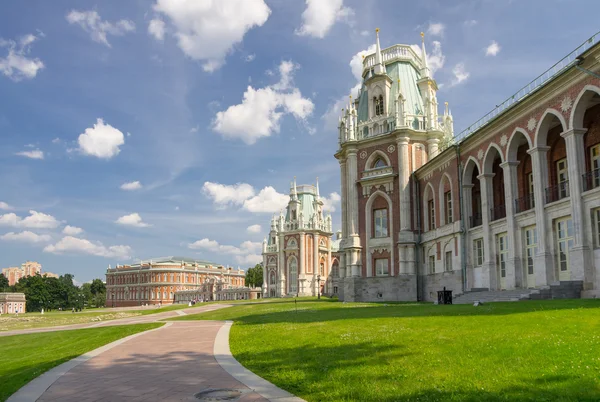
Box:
[105,256,245,307]
[335,30,600,302]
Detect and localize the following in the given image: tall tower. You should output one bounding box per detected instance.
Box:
[261,178,337,298]
[334,30,454,302]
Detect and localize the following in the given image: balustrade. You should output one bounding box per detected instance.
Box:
[545,181,570,204]
[582,168,600,191]
[514,194,535,213]
[490,204,506,221]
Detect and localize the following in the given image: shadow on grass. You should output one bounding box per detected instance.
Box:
[233,341,600,401]
[175,299,600,326]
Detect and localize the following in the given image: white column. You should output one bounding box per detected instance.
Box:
[313,233,319,295]
[347,148,362,277]
[527,146,554,286]
[397,137,411,233]
[278,234,286,296]
[428,138,440,160]
[299,233,305,275]
[500,161,521,289]
[561,128,592,282]
[478,173,496,290]
[339,159,348,279]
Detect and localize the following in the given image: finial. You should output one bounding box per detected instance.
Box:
[376,28,380,33]
[362,55,365,59]
[420,32,425,41]
[349,95,352,99]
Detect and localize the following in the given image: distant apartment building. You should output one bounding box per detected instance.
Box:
[1,261,58,286]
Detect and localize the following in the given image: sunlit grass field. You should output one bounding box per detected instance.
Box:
[172,299,600,401]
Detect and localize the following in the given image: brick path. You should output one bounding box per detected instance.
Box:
[36,321,268,402]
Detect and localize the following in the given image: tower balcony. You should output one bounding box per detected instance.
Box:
[353,114,448,142]
[362,44,423,75]
[265,244,278,253]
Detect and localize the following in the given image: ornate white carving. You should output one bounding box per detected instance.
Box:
[359,151,367,159]
[387,145,396,153]
[527,117,537,132]
[477,149,484,160]
[500,134,508,147]
[561,96,573,113]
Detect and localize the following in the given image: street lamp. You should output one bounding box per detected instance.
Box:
[317,275,321,300]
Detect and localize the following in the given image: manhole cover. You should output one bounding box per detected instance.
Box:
[194,388,243,401]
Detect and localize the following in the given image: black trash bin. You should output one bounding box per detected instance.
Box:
[437,287,453,304]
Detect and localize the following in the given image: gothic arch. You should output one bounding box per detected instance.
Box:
[506,128,532,161]
[534,108,568,147]
[462,156,481,185]
[423,182,436,231]
[365,190,395,276]
[570,85,600,129]
[482,142,505,174]
[365,150,391,169]
[438,172,454,225]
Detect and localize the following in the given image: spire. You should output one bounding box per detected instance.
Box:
[316,177,320,199]
[420,32,431,78]
[444,101,449,116]
[374,28,385,75]
[291,177,298,201]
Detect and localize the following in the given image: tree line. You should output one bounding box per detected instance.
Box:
[0,273,106,312]
[244,263,263,288]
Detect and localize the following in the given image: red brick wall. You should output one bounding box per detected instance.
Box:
[584,104,600,172]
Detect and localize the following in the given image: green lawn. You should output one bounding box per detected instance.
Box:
[0,323,162,402]
[172,299,600,401]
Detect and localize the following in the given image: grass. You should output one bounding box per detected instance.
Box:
[0,300,222,332]
[172,298,600,401]
[0,323,162,402]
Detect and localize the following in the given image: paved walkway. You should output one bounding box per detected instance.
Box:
[7,304,304,402]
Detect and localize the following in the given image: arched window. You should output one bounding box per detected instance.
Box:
[287,238,297,248]
[378,95,384,115]
[288,257,298,294]
[320,261,325,276]
[269,271,276,285]
[373,158,386,168]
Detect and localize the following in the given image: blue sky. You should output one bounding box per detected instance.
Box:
[0,0,597,284]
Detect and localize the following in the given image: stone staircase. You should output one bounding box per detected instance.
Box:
[452,281,584,304]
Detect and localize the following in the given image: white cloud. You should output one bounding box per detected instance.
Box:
[485,40,501,56]
[52,137,61,144]
[464,20,478,27]
[77,118,125,159]
[296,0,354,39]
[66,10,135,47]
[148,18,166,41]
[360,30,369,36]
[188,238,262,265]
[245,54,255,62]
[322,192,341,213]
[425,41,445,74]
[213,60,314,144]
[427,22,445,37]
[246,224,262,234]
[0,202,12,210]
[0,33,45,81]
[115,213,151,228]
[1,231,51,243]
[63,225,83,236]
[44,236,131,259]
[153,0,271,72]
[450,63,470,86]
[243,186,289,213]
[120,181,142,191]
[0,210,60,229]
[322,44,374,130]
[203,182,255,208]
[15,149,44,159]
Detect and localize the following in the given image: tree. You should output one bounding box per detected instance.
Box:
[81,283,93,307]
[245,264,264,288]
[0,273,9,292]
[15,274,50,312]
[90,279,106,295]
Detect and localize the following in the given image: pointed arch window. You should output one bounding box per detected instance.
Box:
[373,95,385,116]
[373,158,387,169]
[288,257,298,294]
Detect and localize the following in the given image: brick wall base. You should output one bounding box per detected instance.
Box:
[341,276,417,302]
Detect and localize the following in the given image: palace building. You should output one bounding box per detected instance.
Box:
[261,178,341,297]
[335,30,600,302]
[105,256,246,307]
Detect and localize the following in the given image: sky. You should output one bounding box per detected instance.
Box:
[0,0,598,284]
